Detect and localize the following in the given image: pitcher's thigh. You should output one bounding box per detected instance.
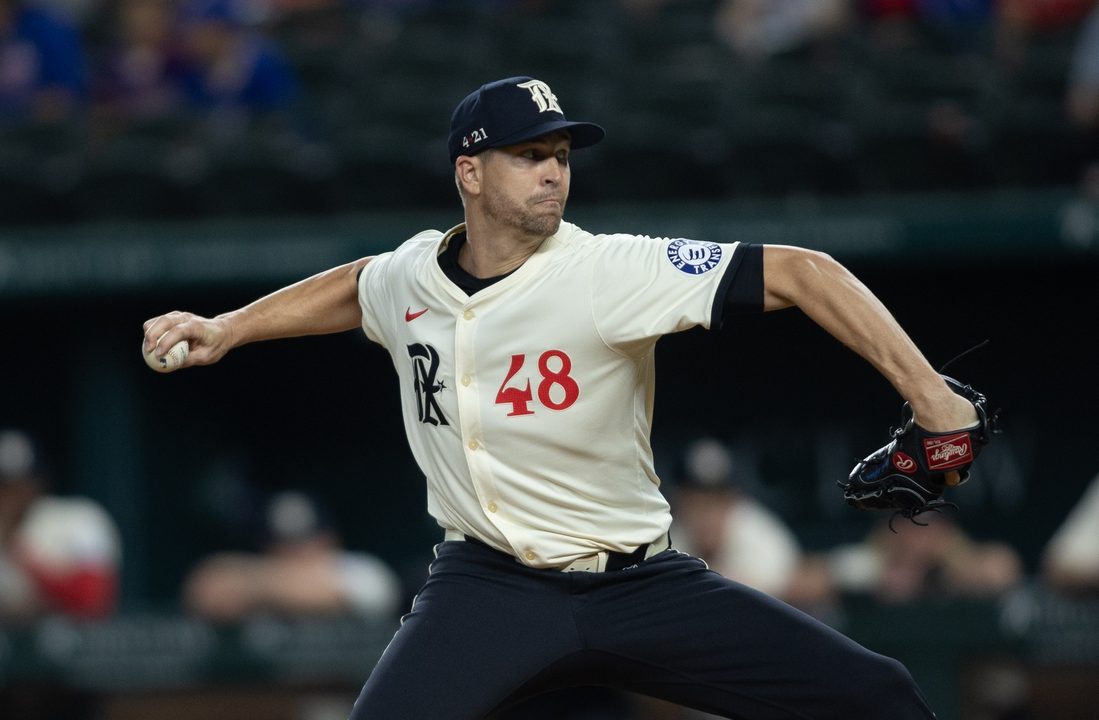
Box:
[351,554,581,720]
[585,556,935,720]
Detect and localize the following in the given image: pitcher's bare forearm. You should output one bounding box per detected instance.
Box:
[142,257,371,368]
[219,258,371,347]
[761,246,974,431]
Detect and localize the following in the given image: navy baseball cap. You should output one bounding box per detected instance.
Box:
[448,76,605,163]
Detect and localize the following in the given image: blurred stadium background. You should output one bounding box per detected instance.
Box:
[2,0,1099,718]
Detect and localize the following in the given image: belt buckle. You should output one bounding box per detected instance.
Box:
[562,552,607,573]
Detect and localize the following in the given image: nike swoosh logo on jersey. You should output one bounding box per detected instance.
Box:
[405,306,429,322]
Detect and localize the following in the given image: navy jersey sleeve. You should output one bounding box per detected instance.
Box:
[710,243,764,329]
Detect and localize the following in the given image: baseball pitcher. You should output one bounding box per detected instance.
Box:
[143,77,992,719]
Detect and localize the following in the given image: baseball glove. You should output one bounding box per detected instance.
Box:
[841,375,998,526]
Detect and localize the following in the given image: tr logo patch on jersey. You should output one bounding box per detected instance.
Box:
[666,239,722,275]
[407,343,448,426]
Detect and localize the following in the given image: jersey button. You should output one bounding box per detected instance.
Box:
[461,374,471,386]
[487,502,498,513]
[468,439,478,450]
[463,310,474,321]
[524,550,536,561]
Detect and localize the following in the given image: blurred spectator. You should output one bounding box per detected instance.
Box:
[183,489,403,620]
[178,0,299,134]
[0,0,86,124]
[1067,4,1099,164]
[825,512,1022,603]
[670,438,803,600]
[862,0,998,52]
[1001,0,1093,28]
[864,0,917,15]
[861,0,923,50]
[917,0,997,49]
[1058,161,1099,248]
[33,0,98,24]
[92,0,191,128]
[714,0,852,61]
[0,429,121,621]
[1042,471,1099,593]
[996,0,1092,66]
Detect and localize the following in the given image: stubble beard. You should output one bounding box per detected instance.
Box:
[484,188,563,240]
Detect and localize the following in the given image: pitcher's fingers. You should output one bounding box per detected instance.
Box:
[143,321,166,353]
[143,311,189,353]
[143,319,173,353]
[944,470,961,487]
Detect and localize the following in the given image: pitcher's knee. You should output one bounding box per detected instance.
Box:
[852,655,935,719]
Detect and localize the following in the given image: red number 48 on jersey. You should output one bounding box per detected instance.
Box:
[495,350,579,416]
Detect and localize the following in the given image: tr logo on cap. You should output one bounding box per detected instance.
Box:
[447,76,605,163]
[516,79,563,114]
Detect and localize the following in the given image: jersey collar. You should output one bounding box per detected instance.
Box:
[428,222,574,305]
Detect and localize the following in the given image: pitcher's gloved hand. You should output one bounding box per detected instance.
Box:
[842,375,999,527]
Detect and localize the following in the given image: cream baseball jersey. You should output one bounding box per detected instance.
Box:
[358,221,742,569]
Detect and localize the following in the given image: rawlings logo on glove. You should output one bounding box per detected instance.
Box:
[841,375,1000,527]
[924,433,973,470]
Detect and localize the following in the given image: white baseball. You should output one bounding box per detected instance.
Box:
[143,334,189,373]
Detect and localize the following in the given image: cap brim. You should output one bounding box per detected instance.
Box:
[485,120,605,153]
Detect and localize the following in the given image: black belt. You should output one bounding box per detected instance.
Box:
[460,533,665,572]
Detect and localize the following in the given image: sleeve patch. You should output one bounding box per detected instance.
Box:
[666,239,723,275]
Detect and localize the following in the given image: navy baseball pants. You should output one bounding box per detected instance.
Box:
[349,539,935,719]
